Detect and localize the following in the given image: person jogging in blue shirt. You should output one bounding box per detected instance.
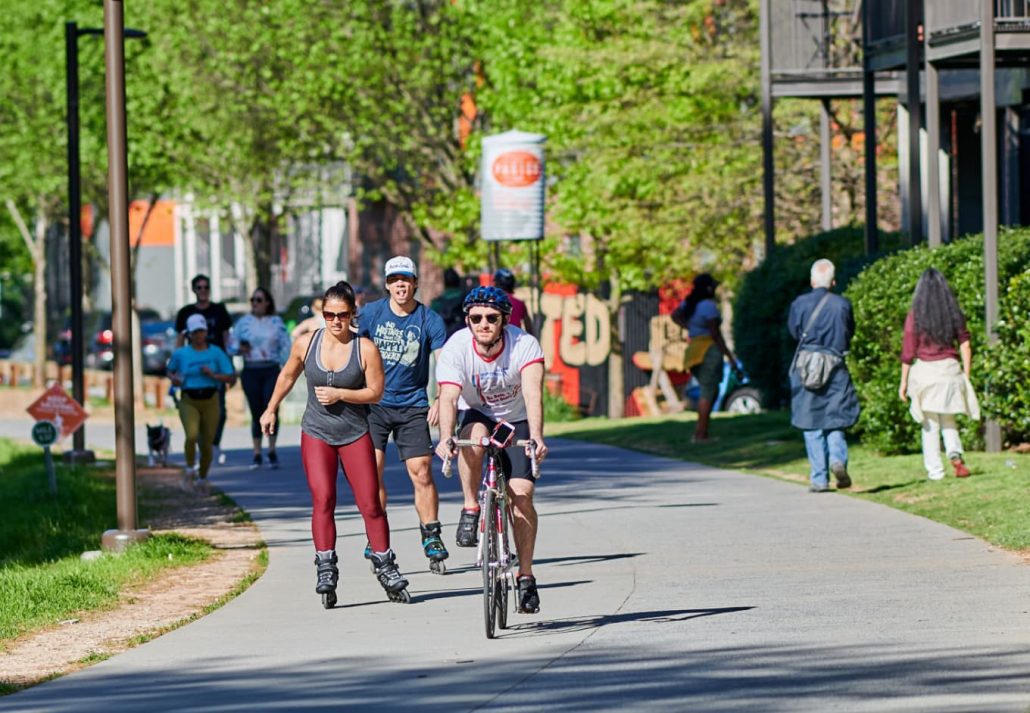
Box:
[359,256,450,573]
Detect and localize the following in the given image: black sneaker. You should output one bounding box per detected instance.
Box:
[267,451,279,469]
[517,575,540,614]
[249,454,262,470]
[455,508,480,547]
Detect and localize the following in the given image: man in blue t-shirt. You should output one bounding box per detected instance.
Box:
[359,255,450,571]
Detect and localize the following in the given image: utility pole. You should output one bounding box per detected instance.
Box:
[100,0,149,551]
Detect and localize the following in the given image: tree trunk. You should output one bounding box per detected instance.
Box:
[606,268,625,419]
[32,205,48,388]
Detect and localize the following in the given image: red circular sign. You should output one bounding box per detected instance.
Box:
[491,151,542,187]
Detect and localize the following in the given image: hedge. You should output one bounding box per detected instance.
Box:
[981,269,1030,445]
[733,227,900,407]
[844,229,1030,454]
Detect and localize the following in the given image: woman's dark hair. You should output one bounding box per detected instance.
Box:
[911,268,965,346]
[678,273,719,322]
[252,287,275,316]
[323,280,357,310]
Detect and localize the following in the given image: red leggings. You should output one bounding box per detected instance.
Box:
[301,432,389,552]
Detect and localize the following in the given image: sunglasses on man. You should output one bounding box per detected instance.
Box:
[468,313,501,325]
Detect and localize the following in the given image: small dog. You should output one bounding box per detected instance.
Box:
[146,423,171,467]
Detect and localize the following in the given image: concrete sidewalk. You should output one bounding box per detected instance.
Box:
[1,420,1028,711]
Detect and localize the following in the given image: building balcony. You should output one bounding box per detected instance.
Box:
[927,0,1030,64]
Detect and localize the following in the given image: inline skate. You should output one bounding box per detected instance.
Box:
[314,550,339,609]
[368,549,411,603]
[420,521,449,574]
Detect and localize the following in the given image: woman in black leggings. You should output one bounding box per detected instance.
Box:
[235,287,291,468]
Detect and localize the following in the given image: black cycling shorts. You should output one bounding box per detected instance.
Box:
[459,409,536,481]
[368,405,433,461]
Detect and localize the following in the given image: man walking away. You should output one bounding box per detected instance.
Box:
[359,256,450,573]
[787,259,860,492]
[175,274,233,465]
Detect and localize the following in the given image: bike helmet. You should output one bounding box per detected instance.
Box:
[462,285,513,315]
[493,268,516,293]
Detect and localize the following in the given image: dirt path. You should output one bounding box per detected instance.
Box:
[0,467,265,690]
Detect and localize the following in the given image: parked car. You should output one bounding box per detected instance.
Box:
[683,361,763,415]
[79,309,164,372]
[140,320,177,375]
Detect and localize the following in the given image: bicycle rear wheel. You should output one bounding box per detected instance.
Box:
[482,489,499,639]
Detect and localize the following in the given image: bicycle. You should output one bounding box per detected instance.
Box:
[443,420,539,639]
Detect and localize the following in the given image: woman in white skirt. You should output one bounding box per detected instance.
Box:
[898,268,979,480]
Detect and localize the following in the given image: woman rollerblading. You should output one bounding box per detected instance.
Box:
[420,520,449,574]
[261,281,410,610]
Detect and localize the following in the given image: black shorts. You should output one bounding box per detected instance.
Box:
[368,405,433,460]
[460,409,536,482]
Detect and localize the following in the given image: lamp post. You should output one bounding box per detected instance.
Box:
[64,21,145,463]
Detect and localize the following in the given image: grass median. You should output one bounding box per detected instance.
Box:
[0,439,211,647]
[549,411,1029,552]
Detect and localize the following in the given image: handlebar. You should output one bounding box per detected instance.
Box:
[441,438,540,480]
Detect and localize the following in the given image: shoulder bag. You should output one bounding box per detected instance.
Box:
[792,293,842,391]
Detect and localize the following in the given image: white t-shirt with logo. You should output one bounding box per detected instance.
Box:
[436,326,545,422]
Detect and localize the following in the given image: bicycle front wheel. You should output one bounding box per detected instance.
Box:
[482,488,499,639]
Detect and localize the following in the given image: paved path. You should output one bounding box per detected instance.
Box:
[1,420,1028,712]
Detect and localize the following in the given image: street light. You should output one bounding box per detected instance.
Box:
[65,21,146,463]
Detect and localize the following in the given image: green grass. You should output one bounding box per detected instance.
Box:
[0,438,212,647]
[0,533,210,645]
[550,411,1030,552]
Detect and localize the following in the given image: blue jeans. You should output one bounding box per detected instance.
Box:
[802,429,848,487]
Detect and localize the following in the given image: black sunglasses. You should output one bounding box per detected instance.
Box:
[468,313,501,325]
[250,297,265,303]
[323,310,352,322]
[194,284,210,291]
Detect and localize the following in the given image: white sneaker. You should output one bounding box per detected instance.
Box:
[213,446,226,466]
[928,471,945,481]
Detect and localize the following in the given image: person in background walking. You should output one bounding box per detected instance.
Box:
[291,297,324,340]
[359,256,449,572]
[898,268,979,480]
[430,268,467,338]
[167,314,236,492]
[175,274,233,465]
[259,281,410,605]
[671,273,742,443]
[787,259,859,492]
[493,268,534,336]
[235,287,291,469]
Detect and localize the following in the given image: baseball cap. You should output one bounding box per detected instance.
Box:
[384,256,417,279]
[185,314,208,333]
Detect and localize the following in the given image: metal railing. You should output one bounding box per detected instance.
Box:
[770,0,862,75]
[927,0,1030,39]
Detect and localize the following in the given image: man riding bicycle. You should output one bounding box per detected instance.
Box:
[435,285,549,614]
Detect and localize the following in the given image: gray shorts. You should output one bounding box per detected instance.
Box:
[368,405,433,460]
[691,344,723,403]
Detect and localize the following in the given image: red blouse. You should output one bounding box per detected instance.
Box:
[901,311,970,365]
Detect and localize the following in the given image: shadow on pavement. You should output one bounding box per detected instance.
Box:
[504,606,755,637]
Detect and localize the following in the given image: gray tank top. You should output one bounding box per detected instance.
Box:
[301,328,369,445]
